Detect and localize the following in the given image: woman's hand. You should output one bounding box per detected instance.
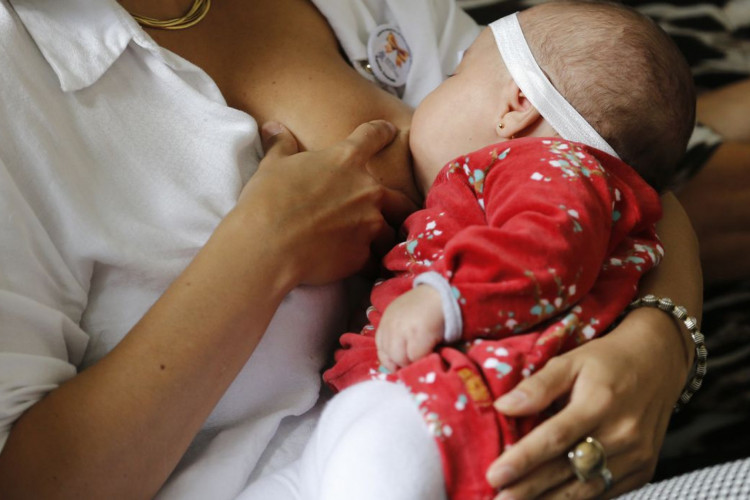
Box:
[486,308,685,499]
[486,194,701,499]
[235,119,416,288]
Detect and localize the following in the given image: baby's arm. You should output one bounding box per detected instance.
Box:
[375,142,614,368]
[402,142,658,349]
[376,141,661,368]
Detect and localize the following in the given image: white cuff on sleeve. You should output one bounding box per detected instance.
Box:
[412,271,463,344]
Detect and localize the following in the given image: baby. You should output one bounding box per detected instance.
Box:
[341,0,695,373]
[242,2,695,499]
[324,1,694,498]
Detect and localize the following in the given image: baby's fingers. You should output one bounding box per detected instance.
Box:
[377,348,398,373]
[376,325,407,370]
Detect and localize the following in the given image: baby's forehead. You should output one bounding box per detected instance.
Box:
[461,27,511,78]
[470,27,497,55]
[462,28,502,69]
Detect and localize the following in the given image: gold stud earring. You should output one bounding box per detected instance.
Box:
[498,123,505,131]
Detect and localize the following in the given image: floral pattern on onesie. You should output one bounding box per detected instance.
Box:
[324,137,663,500]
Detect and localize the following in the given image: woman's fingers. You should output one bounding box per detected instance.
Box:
[336,121,416,225]
[487,356,594,488]
[244,120,408,285]
[494,435,650,500]
[337,120,398,165]
[532,449,656,500]
[487,398,599,489]
[545,474,628,500]
[379,186,418,229]
[494,357,578,416]
[260,121,300,159]
[493,455,573,500]
[261,119,396,164]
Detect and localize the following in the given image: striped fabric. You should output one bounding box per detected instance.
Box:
[618,457,750,499]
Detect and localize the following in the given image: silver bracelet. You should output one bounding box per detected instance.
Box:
[627,294,707,412]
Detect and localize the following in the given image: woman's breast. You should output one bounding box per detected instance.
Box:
[149,0,421,206]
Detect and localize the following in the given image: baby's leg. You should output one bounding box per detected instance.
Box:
[240,380,446,500]
[308,381,446,499]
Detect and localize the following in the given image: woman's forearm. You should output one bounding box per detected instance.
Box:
[678,141,750,284]
[696,77,750,142]
[0,210,296,499]
[633,192,703,369]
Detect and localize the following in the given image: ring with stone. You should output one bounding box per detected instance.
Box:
[567,436,607,482]
[600,465,614,492]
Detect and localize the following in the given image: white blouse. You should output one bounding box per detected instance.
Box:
[0,0,479,497]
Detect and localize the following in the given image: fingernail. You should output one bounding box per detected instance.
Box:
[487,464,517,488]
[495,490,517,500]
[380,120,396,134]
[495,389,527,411]
[261,121,284,139]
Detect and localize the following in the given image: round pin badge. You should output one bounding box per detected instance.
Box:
[366,24,412,88]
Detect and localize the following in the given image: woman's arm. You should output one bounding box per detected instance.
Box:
[678,141,750,284]
[0,121,405,499]
[695,77,750,142]
[485,193,702,499]
[677,77,750,284]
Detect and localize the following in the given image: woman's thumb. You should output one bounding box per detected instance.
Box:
[261,121,299,158]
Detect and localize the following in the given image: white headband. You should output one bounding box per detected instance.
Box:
[489,13,619,158]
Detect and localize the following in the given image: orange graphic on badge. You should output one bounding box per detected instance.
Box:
[385,32,410,67]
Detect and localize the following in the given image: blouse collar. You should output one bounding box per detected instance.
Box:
[10,0,159,91]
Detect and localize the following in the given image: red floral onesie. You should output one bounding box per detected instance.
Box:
[323,137,663,500]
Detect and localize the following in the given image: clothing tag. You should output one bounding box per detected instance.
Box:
[366,24,412,88]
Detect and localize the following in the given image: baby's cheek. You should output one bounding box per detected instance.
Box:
[410,127,453,193]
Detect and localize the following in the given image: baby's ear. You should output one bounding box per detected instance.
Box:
[496,82,542,139]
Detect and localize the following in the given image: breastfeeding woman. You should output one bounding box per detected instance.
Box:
[0,0,702,499]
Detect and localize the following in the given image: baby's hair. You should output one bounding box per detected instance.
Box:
[520,0,696,191]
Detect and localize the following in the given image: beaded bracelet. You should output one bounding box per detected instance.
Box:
[627,294,707,412]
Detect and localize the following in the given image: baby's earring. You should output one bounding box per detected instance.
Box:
[498,121,516,139]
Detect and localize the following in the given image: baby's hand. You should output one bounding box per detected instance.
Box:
[376,285,445,371]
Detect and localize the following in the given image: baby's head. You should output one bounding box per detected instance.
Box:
[409,0,695,194]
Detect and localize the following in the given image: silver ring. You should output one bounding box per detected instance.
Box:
[600,466,613,492]
[567,436,606,482]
